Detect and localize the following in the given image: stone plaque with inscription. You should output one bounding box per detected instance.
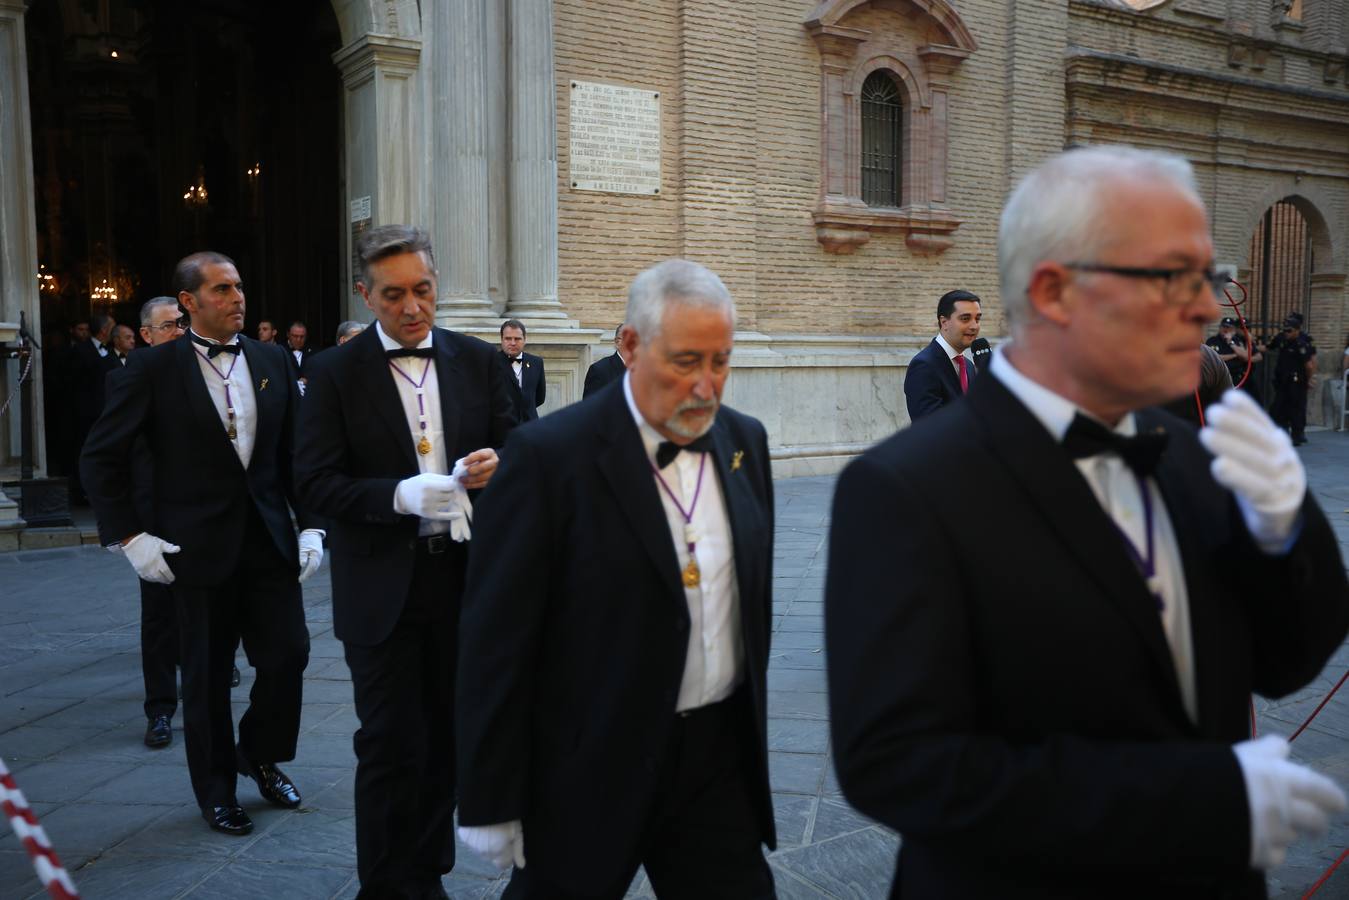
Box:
[569,80,661,196]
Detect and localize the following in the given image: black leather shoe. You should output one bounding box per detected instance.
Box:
[237,754,302,809]
[144,714,172,748]
[202,804,253,836]
[229,665,241,688]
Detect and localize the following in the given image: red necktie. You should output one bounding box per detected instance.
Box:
[955,355,968,394]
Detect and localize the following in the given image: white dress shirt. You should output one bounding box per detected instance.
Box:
[934,332,973,380]
[623,373,743,712]
[377,322,451,536]
[92,337,109,358]
[189,331,257,469]
[990,346,1197,722]
[509,356,524,387]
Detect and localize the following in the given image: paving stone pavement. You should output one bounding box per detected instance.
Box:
[1,429,1347,899]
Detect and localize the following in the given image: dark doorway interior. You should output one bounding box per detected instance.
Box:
[28,0,343,473]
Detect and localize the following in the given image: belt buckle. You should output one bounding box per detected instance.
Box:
[426,534,448,555]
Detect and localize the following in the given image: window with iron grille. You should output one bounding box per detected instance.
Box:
[861,71,903,208]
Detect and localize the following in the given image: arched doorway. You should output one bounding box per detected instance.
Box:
[26,0,343,476]
[1245,199,1313,336]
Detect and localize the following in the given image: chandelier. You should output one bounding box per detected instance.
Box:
[91,278,118,303]
[183,164,209,210]
[37,264,58,295]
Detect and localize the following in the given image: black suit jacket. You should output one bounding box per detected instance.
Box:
[500,350,546,423]
[72,338,120,425]
[80,335,311,586]
[293,326,516,646]
[903,337,974,422]
[286,345,314,379]
[582,351,626,399]
[826,373,1349,899]
[456,381,777,893]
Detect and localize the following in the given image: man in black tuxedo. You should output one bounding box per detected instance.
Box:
[499,318,546,423]
[129,296,187,749]
[456,259,777,899]
[287,320,314,392]
[294,224,516,898]
[69,312,120,502]
[902,289,981,422]
[827,146,1349,899]
[110,324,136,366]
[582,324,627,398]
[81,252,325,837]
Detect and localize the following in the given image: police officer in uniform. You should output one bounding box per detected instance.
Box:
[1267,312,1316,445]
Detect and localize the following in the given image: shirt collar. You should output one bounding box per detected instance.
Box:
[375,320,433,353]
[91,337,105,350]
[934,332,971,361]
[622,371,668,466]
[189,329,240,347]
[989,344,1136,442]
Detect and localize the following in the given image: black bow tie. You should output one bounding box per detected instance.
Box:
[510,356,524,364]
[656,433,716,469]
[386,347,435,359]
[190,334,240,358]
[1063,414,1168,477]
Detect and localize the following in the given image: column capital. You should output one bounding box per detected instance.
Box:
[332,34,422,87]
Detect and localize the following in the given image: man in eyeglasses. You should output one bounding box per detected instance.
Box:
[827,145,1349,899]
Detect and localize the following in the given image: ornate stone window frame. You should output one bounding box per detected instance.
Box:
[804,0,977,255]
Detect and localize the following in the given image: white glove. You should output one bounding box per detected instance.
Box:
[297,529,325,583]
[118,532,181,584]
[394,472,466,521]
[446,458,474,543]
[1199,390,1306,551]
[1234,735,1346,870]
[458,821,525,870]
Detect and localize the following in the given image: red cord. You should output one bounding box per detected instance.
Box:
[1302,845,1349,898]
[1217,279,1254,389]
[1289,668,1349,743]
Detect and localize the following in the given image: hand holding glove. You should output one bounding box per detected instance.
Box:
[394,472,466,521]
[446,458,474,543]
[297,529,325,583]
[116,532,181,584]
[1199,390,1305,551]
[1234,735,1346,870]
[457,821,525,870]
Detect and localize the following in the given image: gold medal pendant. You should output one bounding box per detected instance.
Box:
[417,435,433,456]
[227,424,238,440]
[682,557,701,588]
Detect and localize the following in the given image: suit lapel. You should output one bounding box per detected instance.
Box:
[595,388,684,610]
[709,417,762,611]
[434,329,461,461]
[177,336,243,472]
[358,328,419,472]
[930,339,962,397]
[967,376,1185,709]
[239,337,271,467]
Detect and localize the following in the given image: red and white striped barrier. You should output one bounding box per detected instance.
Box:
[0,757,79,899]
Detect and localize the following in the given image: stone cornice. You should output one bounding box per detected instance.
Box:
[1065,48,1349,125]
[1069,0,1349,77]
[332,34,422,88]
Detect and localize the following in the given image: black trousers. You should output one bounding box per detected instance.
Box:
[503,690,776,900]
[172,508,309,809]
[345,539,464,899]
[140,579,178,720]
[1272,381,1308,439]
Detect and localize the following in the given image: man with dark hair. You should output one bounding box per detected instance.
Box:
[81,250,324,836]
[70,312,120,503]
[257,319,279,344]
[499,318,546,423]
[457,259,777,898]
[295,224,516,896]
[903,289,982,422]
[582,324,629,398]
[286,321,313,389]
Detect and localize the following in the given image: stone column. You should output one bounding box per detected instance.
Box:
[333,34,423,320]
[504,0,572,323]
[0,0,43,488]
[428,0,495,326]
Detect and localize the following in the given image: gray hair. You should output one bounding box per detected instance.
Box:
[624,259,736,343]
[336,320,366,342]
[356,224,437,286]
[997,145,1200,332]
[139,296,179,327]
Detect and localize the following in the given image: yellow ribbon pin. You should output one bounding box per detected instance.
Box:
[731,450,744,472]
[260,378,269,391]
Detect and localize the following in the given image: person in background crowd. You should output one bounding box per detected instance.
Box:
[111,324,136,364]
[499,319,546,423]
[257,319,279,344]
[1268,312,1315,446]
[336,321,366,345]
[904,289,982,422]
[582,324,628,399]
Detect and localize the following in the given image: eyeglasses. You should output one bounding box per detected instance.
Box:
[147,319,187,334]
[1064,264,1229,305]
